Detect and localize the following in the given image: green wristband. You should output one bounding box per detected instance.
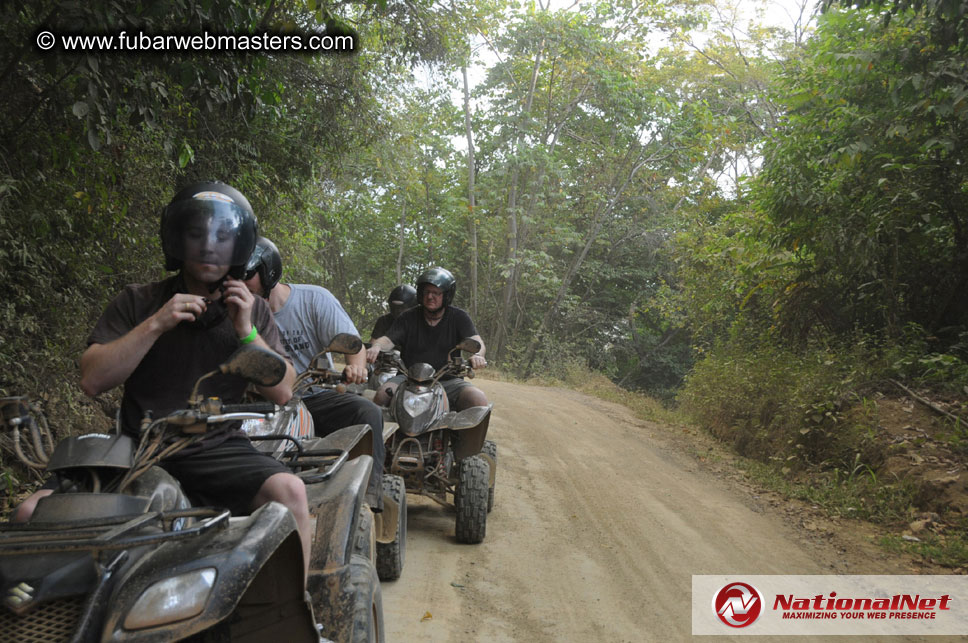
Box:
[239,326,258,344]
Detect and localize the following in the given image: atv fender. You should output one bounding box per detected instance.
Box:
[124,466,192,514]
[46,433,134,472]
[374,488,400,545]
[381,421,398,444]
[437,404,493,461]
[305,455,372,573]
[103,502,315,642]
[31,492,150,523]
[304,423,375,461]
[303,454,383,643]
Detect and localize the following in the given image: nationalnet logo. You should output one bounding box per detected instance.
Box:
[713,582,763,627]
[693,575,968,636]
[773,590,951,621]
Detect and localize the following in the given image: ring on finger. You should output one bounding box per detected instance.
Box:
[184,301,190,312]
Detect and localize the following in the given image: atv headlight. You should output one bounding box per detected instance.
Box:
[123,568,217,630]
[403,390,434,417]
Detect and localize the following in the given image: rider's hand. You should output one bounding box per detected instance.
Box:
[470,354,487,370]
[365,346,381,363]
[222,278,255,338]
[152,294,208,333]
[343,364,368,385]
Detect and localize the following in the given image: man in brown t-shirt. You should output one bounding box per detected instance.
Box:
[15,182,312,577]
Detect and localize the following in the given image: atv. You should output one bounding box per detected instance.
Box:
[242,334,407,582]
[0,345,383,642]
[372,339,496,544]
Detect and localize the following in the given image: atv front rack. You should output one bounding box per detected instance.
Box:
[288,447,348,484]
[261,423,377,485]
[0,507,229,555]
[249,434,349,479]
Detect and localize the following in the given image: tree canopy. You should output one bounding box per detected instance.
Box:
[3,0,967,456]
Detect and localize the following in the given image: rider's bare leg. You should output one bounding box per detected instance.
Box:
[11,488,53,522]
[457,386,489,411]
[252,472,311,583]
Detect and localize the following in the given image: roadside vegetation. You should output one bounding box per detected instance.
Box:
[2,0,967,568]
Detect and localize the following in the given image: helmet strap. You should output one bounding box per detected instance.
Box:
[206,276,227,294]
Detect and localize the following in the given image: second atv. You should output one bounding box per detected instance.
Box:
[372,339,496,544]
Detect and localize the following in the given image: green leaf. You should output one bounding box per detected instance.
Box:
[178,142,195,169]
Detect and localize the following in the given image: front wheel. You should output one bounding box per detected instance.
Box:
[376,475,406,581]
[349,554,385,643]
[481,440,497,513]
[454,455,489,544]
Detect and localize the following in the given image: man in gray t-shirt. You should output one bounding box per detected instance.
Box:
[274,283,359,375]
[244,238,385,510]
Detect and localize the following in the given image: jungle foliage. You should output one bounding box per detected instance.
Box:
[674,0,968,473]
[3,0,968,517]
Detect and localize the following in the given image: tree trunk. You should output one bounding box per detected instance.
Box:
[396,197,406,283]
[462,65,479,319]
[492,44,543,361]
[522,148,655,373]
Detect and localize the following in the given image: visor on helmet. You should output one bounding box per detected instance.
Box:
[162,199,256,268]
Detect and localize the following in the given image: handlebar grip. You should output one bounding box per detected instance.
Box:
[221,402,277,415]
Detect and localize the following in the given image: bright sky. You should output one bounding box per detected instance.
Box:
[432,0,820,162]
[764,0,819,28]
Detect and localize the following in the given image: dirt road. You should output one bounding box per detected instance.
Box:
[381,379,915,641]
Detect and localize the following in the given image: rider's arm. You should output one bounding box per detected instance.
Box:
[81,291,198,396]
[235,284,295,404]
[80,324,162,396]
[468,334,487,369]
[252,336,296,404]
[366,335,394,362]
[470,334,485,357]
[454,307,486,369]
[343,347,368,384]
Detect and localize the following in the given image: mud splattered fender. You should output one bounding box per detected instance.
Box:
[104,502,312,641]
[305,455,371,573]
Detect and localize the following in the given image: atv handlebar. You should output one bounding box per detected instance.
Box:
[439,359,474,382]
[376,348,475,386]
[294,366,365,396]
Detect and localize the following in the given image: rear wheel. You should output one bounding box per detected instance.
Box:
[454,455,489,544]
[376,475,407,581]
[481,440,497,513]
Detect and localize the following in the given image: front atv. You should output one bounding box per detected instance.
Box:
[0,346,385,642]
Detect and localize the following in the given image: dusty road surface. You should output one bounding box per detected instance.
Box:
[380,379,922,641]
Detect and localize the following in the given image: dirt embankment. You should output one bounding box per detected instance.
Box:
[381,379,941,642]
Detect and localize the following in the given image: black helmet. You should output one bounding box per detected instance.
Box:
[416,267,456,307]
[244,236,283,298]
[387,284,417,318]
[160,181,258,279]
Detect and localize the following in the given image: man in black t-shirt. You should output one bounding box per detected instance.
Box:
[14,183,313,580]
[366,267,488,411]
